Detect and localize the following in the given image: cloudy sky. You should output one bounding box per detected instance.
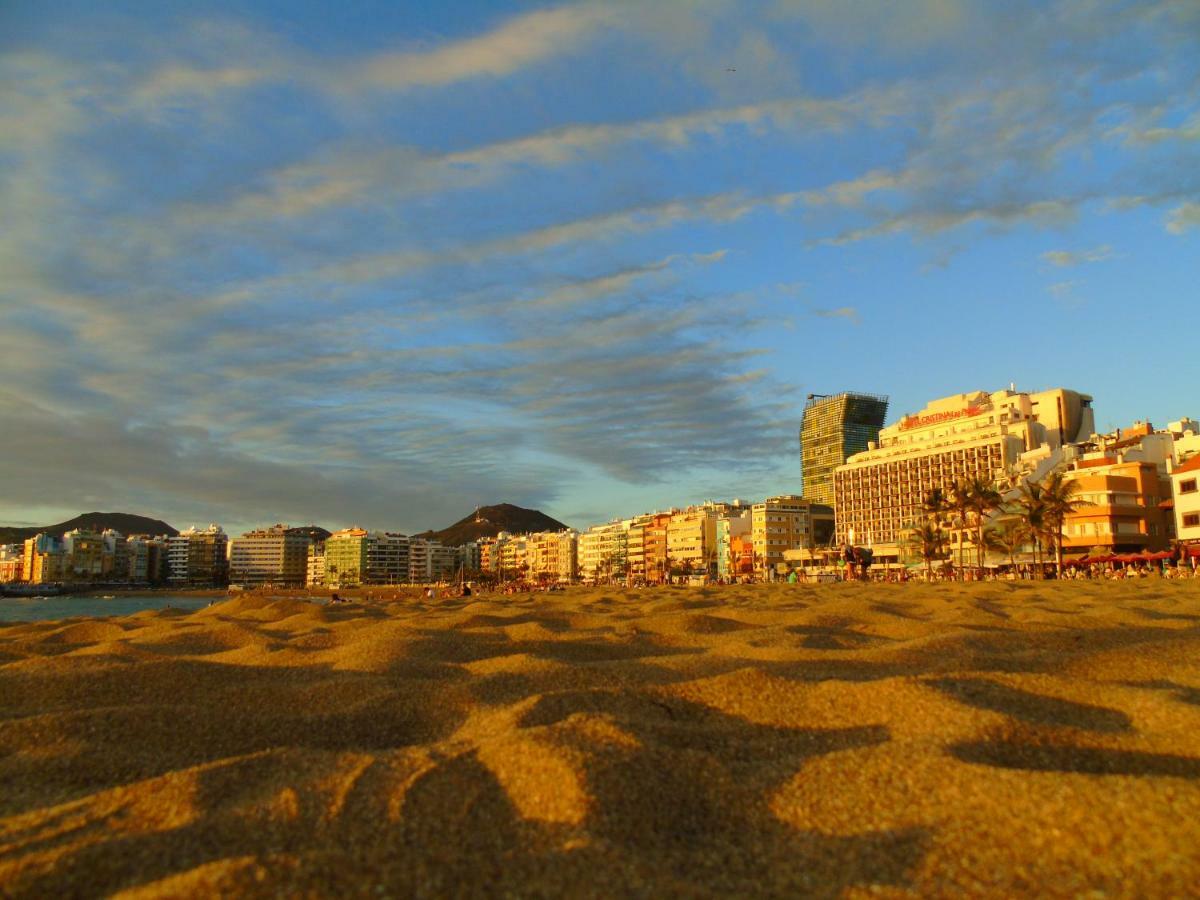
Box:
[2,0,1197,535]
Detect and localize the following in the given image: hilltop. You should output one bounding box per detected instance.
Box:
[421,503,570,546]
[0,512,178,545]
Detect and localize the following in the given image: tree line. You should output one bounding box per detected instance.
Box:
[907,471,1084,578]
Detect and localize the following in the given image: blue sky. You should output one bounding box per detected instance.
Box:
[1,0,1197,536]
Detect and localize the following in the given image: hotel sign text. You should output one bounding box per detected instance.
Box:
[900,406,983,430]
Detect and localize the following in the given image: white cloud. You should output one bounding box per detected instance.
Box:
[1166,201,1200,235]
[351,4,615,90]
[1040,245,1114,267]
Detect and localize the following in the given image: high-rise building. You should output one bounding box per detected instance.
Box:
[800,392,889,508]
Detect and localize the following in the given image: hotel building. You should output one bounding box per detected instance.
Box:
[834,387,1095,556]
[800,392,889,508]
[228,525,312,586]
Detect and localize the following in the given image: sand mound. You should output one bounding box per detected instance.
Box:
[2,580,1199,895]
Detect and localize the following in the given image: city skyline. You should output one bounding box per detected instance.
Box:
[2,1,1198,536]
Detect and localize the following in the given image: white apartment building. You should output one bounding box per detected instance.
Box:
[229,525,311,586]
[578,520,630,582]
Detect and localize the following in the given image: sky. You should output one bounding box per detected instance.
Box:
[1,0,1198,537]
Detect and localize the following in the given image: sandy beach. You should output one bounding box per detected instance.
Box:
[2,580,1199,897]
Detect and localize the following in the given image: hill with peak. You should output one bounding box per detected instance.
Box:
[0,512,178,546]
[421,504,570,546]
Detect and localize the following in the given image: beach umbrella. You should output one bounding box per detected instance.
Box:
[1146,551,1172,561]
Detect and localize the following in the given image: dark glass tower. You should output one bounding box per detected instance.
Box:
[800,392,889,508]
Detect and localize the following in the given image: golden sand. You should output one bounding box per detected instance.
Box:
[2,580,1199,897]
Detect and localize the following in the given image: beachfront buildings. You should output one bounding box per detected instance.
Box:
[833,387,1095,559]
[167,525,229,587]
[323,529,456,586]
[228,525,312,586]
[800,392,889,508]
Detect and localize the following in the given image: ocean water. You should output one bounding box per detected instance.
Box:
[0,594,214,623]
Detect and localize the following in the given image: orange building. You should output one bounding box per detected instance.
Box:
[1062,456,1172,554]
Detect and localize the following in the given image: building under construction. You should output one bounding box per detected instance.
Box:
[800,392,890,508]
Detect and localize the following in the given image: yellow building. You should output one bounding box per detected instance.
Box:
[665,502,746,576]
[527,531,578,583]
[834,387,1094,557]
[751,496,831,577]
[323,528,368,587]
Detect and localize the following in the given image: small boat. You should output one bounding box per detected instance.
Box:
[100,595,116,600]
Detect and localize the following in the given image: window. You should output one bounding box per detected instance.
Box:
[1184,514,1200,528]
[1181,479,1197,494]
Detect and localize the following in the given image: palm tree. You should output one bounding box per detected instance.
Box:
[948,479,973,578]
[907,520,948,578]
[1015,482,1049,575]
[966,474,1004,573]
[986,518,1031,571]
[1040,470,1085,577]
[922,487,950,525]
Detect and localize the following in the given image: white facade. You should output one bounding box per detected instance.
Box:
[1172,456,1200,544]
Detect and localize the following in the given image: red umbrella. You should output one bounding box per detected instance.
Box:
[1146,551,1172,561]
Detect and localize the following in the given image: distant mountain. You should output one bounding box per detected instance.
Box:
[0,511,178,545]
[421,503,570,546]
